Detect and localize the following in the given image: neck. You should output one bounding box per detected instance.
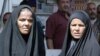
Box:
[91,18,96,25]
[72,38,79,43]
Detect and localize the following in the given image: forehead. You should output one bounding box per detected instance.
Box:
[88,4,96,8]
[71,18,84,24]
[21,8,31,13]
[19,9,32,16]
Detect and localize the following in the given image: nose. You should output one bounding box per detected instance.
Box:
[24,20,29,25]
[75,25,79,31]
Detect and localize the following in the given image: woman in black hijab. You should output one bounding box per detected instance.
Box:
[59,10,100,56]
[0,5,45,56]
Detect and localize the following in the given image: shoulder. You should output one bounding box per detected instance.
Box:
[48,12,60,19]
[47,12,61,23]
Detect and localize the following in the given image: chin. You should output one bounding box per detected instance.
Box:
[74,36,81,39]
[22,32,29,35]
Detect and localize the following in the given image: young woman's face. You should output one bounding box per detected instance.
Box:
[70,18,86,39]
[17,9,33,35]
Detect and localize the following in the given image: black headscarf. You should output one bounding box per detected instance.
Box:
[0,5,45,56]
[59,10,100,56]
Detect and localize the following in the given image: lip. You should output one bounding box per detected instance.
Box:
[74,33,80,34]
[74,33,80,36]
[23,28,29,30]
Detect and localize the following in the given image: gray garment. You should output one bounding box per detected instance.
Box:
[66,40,76,56]
[0,5,45,56]
[93,18,100,44]
[91,18,97,26]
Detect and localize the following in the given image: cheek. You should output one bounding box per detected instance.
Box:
[29,23,32,28]
[59,4,64,8]
[17,21,23,28]
[70,27,75,35]
[70,26,74,32]
[80,28,85,34]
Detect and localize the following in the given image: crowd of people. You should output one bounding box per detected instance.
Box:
[0,0,100,56]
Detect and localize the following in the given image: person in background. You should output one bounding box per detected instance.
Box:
[97,5,100,19]
[59,10,100,56]
[20,0,36,13]
[0,5,45,56]
[46,0,71,49]
[85,2,97,25]
[93,4,100,45]
[3,12,11,24]
[0,12,11,34]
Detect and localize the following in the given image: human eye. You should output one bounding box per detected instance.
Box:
[71,24,76,26]
[79,24,85,27]
[19,18,26,21]
[66,1,70,3]
[28,19,33,22]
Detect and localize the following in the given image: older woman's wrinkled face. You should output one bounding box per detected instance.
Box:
[70,18,86,39]
[17,9,33,35]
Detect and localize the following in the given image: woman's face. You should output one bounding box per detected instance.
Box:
[17,9,33,35]
[70,18,86,39]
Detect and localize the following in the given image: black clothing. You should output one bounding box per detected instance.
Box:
[0,5,45,56]
[59,10,100,56]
